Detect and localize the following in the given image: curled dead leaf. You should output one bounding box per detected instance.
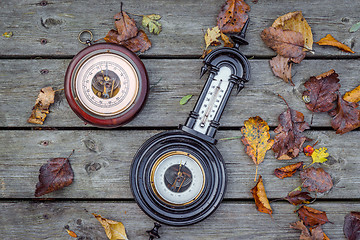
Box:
[241,116,274,181]
[274,161,303,179]
[284,190,312,206]
[300,167,333,193]
[217,0,250,33]
[28,87,55,125]
[250,175,272,215]
[93,213,128,240]
[269,55,293,85]
[291,221,329,240]
[316,34,355,53]
[297,206,330,227]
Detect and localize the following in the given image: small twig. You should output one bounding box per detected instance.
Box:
[93,38,104,43]
[54,88,64,93]
[277,94,289,108]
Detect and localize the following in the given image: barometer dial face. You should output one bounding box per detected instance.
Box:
[75,53,139,116]
[65,43,148,128]
[151,151,205,205]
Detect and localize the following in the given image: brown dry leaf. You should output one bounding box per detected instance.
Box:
[204,26,221,49]
[113,10,138,42]
[274,161,303,179]
[302,69,341,113]
[66,229,77,238]
[297,206,330,227]
[269,55,293,85]
[250,175,272,215]
[241,116,274,181]
[35,151,74,197]
[105,30,151,53]
[221,32,234,47]
[291,221,329,240]
[217,0,250,33]
[272,99,310,160]
[201,49,213,59]
[329,93,360,134]
[344,84,360,103]
[28,87,55,125]
[104,29,124,44]
[284,190,312,206]
[343,212,360,240]
[316,34,355,53]
[92,213,128,240]
[261,27,306,63]
[300,167,333,193]
[272,11,313,51]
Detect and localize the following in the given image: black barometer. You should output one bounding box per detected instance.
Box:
[131,20,251,226]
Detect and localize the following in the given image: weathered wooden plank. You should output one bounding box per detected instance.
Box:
[0,0,359,57]
[1,130,358,199]
[0,201,356,239]
[1,59,359,128]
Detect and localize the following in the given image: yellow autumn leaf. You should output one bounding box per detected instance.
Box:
[204,26,221,49]
[310,147,329,166]
[220,32,233,48]
[250,175,272,215]
[343,84,360,103]
[272,11,313,51]
[27,86,55,125]
[65,229,77,238]
[241,116,274,181]
[92,213,128,240]
[316,34,355,53]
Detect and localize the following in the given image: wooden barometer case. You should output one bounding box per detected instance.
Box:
[64,31,149,128]
[130,20,251,226]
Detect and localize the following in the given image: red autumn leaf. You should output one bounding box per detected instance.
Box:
[284,190,312,206]
[343,212,360,240]
[300,167,333,193]
[261,27,306,63]
[113,10,138,42]
[274,161,303,179]
[272,97,310,160]
[302,69,341,113]
[297,206,330,227]
[269,55,293,85]
[290,220,329,240]
[217,0,250,33]
[250,175,272,215]
[329,93,360,134]
[35,151,74,197]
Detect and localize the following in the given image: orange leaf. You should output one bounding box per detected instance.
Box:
[250,175,272,215]
[220,32,234,48]
[297,206,330,226]
[343,84,360,103]
[241,116,274,181]
[66,229,77,238]
[217,0,250,33]
[274,161,303,179]
[316,34,355,53]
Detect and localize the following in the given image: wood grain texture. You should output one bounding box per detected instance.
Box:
[1,130,358,199]
[0,201,355,239]
[1,59,360,128]
[0,0,359,57]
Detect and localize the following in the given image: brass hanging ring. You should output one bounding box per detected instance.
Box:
[78,30,93,45]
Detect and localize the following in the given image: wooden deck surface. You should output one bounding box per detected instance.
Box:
[1,0,360,239]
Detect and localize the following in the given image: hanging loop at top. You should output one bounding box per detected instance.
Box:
[78,30,93,46]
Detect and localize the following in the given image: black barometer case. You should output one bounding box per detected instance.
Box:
[130,20,251,226]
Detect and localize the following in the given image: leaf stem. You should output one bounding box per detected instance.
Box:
[218,136,242,141]
[254,165,258,182]
[67,149,75,159]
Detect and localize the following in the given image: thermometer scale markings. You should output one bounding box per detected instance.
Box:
[200,79,222,127]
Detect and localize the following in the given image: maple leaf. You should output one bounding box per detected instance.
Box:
[344,84,360,103]
[302,69,341,113]
[343,212,360,240]
[272,11,313,51]
[35,150,74,197]
[269,55,293,85]
[28,87,55,125]
[261,27,306,63]
[309,147,329,166]
[284,190,312,206]
[297,206,330,227]
[250,175,272,215]
[204,26,221,50]
[217,0,250,33]
[316,34,355,53]
[300,167,333,193]
[329,93,360,134]
[113,10,138,42]
[272,97,310,160]
[142,14,162,35]
[93,213,128,240]
[241,116,274,181]
[274,161,303,179]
